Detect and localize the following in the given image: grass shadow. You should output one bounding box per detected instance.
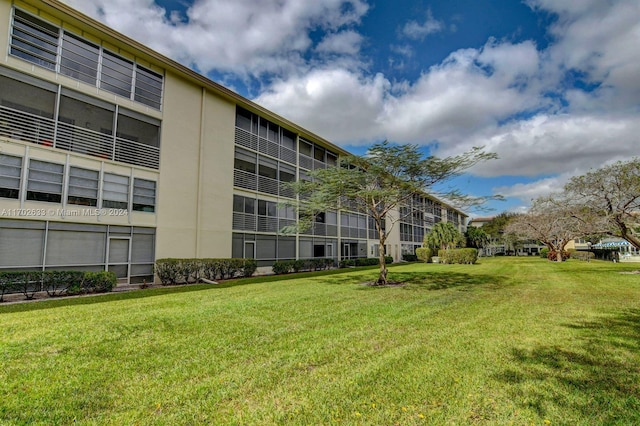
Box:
[495,309,640,422]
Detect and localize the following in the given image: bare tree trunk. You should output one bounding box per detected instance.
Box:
[376,242,388,285]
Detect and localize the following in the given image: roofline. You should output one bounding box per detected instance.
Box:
[33,0,348,156]
[24,0,469,218]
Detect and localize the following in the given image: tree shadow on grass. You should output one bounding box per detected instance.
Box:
[324,270,508,291]
[494,309,640,423]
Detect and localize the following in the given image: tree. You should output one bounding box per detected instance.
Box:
[565,159,640,249]
[425,222,464,251]
[465,225,488,250]
[290,142,497,285]
[481,212,519,255]
[505,195,589,261]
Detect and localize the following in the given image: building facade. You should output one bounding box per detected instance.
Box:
[0,0,466,281]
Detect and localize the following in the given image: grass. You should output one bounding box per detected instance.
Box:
[1,257,639,425]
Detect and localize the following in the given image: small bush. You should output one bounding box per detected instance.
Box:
[155,259,181,284]
[43,271,85,297]
[416,247,433,263]
[272,260,294,275]
[339,259,355,268]
[83,271,117,293]
[547,250,570,262]
[540,248,549,259]
[402,254,419,262]
[242,259,258,277]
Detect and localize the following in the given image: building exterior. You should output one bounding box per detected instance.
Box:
[0,0,466,282]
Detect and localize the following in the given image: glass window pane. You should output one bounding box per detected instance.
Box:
[117,111,159,147]
[68,166,99,206]
[100,51,133,98]
[132,178,156,212]
[10,9,59,70]
[134,65,163,109]
[27,159,63,203]
[60,32,99,85]
[103,173,129,209]
[0,154,22,199]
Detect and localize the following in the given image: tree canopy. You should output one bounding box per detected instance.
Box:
[290,141,497,285]
[425,222,464,251]
[565,159,640,249]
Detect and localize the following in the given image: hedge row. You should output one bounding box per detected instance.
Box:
[339,256,394,268]
[402,254,419,262]
[272,258,336,275]
[0,270,117,302]
[437,248,479,264]
[155,258,257,284]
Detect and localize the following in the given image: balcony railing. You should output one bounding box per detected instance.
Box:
[0,105,159,169]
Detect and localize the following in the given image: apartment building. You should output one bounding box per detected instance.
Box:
[0,0,466,281]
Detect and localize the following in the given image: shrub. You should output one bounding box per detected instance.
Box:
[339,259,355,268]
[43,271,84,297]
[155,259,181,284]
[272,260,294,275]
[416,247,433,263]
[570,251,595,262]
[242,259,258,277]
[402,254,419,262]
[540,248,549,259]
[547,250,570,262]
[83,271,117,293]
[385,255,394,264]
[438,248,478,264]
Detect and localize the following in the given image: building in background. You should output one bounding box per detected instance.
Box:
[0,0,466,281]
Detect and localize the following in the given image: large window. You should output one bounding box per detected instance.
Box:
[27,160,64,203]
[134,66,163,110]
[10,9,58,70]
[100,51,134,98]
[60,32,100,84]
[132,178,156,212]
[102,173,129,210]
[10,8,164,110]
[0,154,22,199]
[67,167,99,207]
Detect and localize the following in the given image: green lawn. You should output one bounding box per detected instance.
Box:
[1,258,639,425]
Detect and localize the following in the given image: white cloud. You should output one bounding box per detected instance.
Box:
[401,9,444,40]
[62,0,640,197]
[257,40,545,145]
[61,0,369,75]
[316,31,364,55]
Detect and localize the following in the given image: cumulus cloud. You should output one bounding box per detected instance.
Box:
[257,40,546,144]
[61,0,369,75]
[61,0,640,204]
[316,31,364,55]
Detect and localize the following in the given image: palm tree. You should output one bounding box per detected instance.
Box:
[424,222,464,251]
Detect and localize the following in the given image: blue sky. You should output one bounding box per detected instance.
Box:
[63,0,640,216]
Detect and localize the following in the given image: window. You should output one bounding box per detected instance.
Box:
[117,110,160,147]
[102,173,129,209]
[134,66,163,110]
[281,129,295,150]
[60,32,99,85]
[0,154,22,199]
[67,167,99,206]
[132,178,156,212]
[233,195,255,214]
[10,9,58,70]
[258,200,277,217]
[27,160,64,203]
[314,146,325,162]
[100,51,134,98]
[0,74,56,119]
[10,8,164,110]
[234,148,256,173]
